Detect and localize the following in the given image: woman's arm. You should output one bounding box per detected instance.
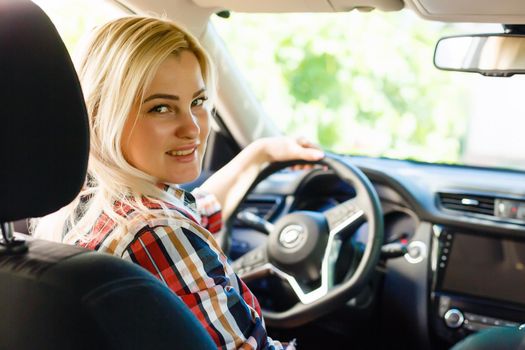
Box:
[199,136,324,220]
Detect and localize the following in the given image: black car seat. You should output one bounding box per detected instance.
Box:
[0,0,215,349]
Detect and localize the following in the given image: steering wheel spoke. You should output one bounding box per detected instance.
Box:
[324,235,343,288]
[323,198,365,236]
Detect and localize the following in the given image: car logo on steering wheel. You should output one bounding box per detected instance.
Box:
[279,224,305,248]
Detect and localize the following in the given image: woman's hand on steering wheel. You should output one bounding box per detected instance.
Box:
[252,136,325,168]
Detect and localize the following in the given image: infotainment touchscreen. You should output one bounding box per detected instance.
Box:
[441,232,525,306]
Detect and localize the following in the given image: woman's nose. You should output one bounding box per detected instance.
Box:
[175,110,200,139]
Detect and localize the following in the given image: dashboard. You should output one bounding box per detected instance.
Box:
[231,155,525,349]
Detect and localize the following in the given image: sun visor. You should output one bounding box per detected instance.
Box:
[408,0,525,23]
[192,0,403,13]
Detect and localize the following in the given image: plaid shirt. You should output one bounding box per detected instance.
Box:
[78,184,287,350]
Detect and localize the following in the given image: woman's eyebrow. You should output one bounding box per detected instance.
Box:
[193,88,206,98]
[143,93,178,103]
[143,88,206,103]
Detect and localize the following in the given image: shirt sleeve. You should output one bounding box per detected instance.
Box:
[120,218,285,350]
[191,187,222,234]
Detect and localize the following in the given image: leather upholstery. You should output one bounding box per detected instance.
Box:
[0,238,214,350]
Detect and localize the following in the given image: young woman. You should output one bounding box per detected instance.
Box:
[34,16,323,349]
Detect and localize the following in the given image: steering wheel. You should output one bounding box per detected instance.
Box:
[228,153,384,328]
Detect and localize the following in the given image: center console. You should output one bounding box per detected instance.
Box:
[430,225,525,344]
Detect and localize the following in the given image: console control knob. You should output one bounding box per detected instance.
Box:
[444,308,464,329]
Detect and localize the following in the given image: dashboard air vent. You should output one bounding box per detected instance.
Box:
[234,195,282,227]
[438,192,495,216]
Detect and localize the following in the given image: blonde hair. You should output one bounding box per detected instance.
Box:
[33,16,215,243]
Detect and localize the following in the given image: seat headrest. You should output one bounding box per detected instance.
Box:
[0,0,89,222]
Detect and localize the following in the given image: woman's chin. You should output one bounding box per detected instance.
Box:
[161,169,201,185]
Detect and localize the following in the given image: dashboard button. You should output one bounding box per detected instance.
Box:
[464,312,480,322]
[480,316,497,325]
[465,323,477,331]
[404,241,427,264]
[444,308,464,329]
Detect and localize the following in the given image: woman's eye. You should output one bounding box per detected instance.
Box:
[149,105,170,114]
[191,96,208,107]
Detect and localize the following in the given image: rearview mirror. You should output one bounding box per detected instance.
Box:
[434,34,525,77]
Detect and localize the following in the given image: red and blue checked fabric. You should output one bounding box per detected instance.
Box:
[78,185,288,349]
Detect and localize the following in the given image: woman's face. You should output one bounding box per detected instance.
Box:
[122,51,210,184]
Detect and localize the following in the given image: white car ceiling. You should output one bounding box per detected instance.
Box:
[120,0,525,30]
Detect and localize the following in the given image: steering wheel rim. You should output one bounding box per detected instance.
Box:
[227,153,384,328]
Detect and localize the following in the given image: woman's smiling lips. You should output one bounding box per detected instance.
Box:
[166,144,198,162]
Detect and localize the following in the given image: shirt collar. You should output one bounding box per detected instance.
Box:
[159,183,198,215]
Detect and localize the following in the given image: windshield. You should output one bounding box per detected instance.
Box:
[213,11,525,171]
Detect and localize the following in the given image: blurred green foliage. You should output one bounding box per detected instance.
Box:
[213,11,471,163]
[277,48,343,109]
